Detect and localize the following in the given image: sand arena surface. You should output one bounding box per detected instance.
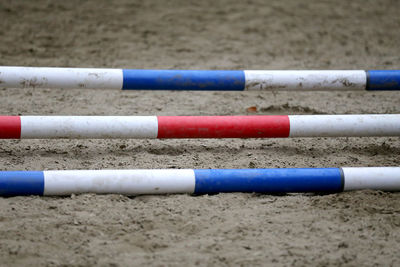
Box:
[0,0,400,265]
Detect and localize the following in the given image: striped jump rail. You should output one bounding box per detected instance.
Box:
[1,167,399,196]
[0,115,399,139]
[0,67,399,91]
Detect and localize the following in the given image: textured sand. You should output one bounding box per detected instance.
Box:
[0,0,400,266]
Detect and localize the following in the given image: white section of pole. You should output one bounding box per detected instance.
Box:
[0,66,123,89]
[244,70,366,91]
[289,114,400,137]
[21,116,159,138]
[343,167,400,191]
[43,169,196,195]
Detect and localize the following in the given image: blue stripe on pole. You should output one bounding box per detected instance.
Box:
[367,70,400,90]
[193,168,343,194]
[122,70,245,91]
[0,171,44,196]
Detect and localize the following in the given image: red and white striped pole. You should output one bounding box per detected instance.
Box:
[0,115,399,139]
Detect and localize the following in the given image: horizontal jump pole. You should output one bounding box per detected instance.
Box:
[0,66,399,91]
[0,115,399,139]
[1,167,399,196]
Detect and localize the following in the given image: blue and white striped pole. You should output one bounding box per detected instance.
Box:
[1,167,399,196]
[0,67,399,91]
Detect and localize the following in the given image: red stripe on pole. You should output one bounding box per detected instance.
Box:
[0,116,21,139]
[157,116,290,138]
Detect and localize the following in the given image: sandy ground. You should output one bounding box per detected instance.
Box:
[0,0,400,266]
